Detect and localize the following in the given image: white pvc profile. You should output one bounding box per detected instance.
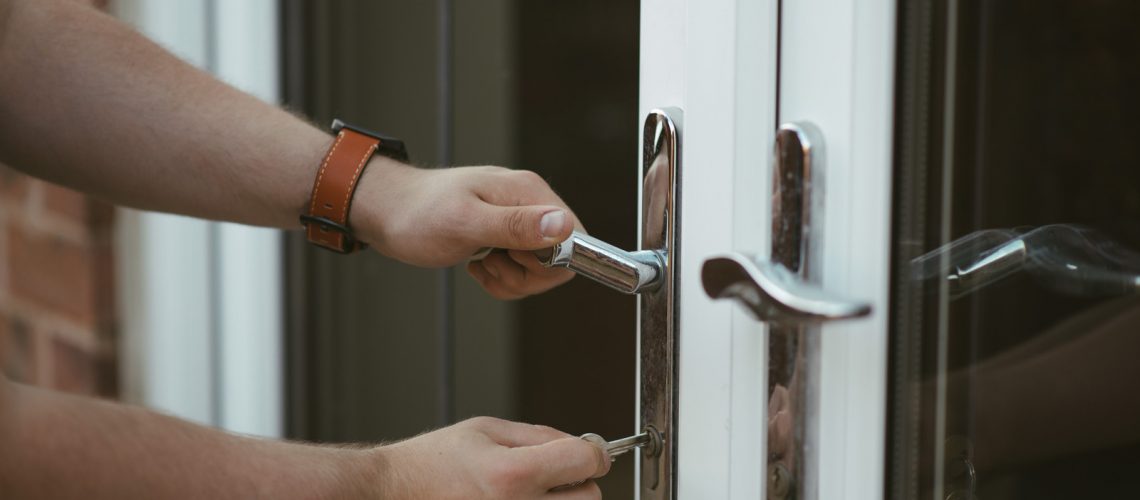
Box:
[113,0,283,438]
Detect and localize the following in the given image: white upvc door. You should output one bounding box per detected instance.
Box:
[780,1,895,499]
[639,1,776,498]
[640,0,896,498]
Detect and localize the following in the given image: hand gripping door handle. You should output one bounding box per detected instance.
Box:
[534,231,664,294]
[701,122,871,324]
[536,109,680,499]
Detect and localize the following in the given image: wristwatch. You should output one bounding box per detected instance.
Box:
[300,119,408,253]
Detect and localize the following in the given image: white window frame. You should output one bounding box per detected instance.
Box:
[113,0,283,438]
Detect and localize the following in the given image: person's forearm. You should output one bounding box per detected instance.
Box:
[0,379,384,499]
[0,0,327,227]
[0,0,583,296]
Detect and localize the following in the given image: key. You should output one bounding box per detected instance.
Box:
[552,430,662,492]
[580,428,661,460]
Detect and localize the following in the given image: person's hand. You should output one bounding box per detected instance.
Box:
[367,416,610,500]
[351,160,582,299]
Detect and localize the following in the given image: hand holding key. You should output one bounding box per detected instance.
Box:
[554,428,663,492]
[580,428,662,461]
[374,416,609,499]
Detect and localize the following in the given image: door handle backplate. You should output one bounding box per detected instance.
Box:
[637,108,680,499]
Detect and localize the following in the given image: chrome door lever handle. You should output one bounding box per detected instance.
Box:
[700,122,870,326]
[701,253,870,324]
[536,231,664,294]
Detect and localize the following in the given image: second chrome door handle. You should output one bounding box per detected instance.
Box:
[702,253,869,324]
[535,231,664,294]
[701,122,871,325]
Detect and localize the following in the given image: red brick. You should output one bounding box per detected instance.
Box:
[50,336,98,395]
[7,225,97,328]
[0,165,30,205]
[1,313,36,383]
[40,181,89,223]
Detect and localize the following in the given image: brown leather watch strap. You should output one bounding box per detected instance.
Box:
[302,125,381,253]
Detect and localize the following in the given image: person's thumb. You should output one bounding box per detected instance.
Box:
[517,436,611,489]
[478,205,574,250]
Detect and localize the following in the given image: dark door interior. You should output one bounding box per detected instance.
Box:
[281,1,639,495]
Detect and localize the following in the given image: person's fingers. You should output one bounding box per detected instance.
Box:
[546,480,602,500]
[483,252,529,289]
[509,249,573,279]
[463,417,571,447]
[466,262,525,300]
[506,250,574,292]
[471,204,575,251]
[517,436,611,489]
[467,261,492,284]
[470,251,573,299]
[507,249,551,273]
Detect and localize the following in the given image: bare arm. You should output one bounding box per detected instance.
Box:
[0,0,577,297]
[0,0,322,227]
[0,374,608,499]
[0,377,375,499]
[0,0,608,497]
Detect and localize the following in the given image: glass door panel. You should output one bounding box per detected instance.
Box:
[889,1,1140,498]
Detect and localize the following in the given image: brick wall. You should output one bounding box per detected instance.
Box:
[0,165,117,397]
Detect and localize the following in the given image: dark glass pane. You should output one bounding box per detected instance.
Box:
[890,1,1140,498]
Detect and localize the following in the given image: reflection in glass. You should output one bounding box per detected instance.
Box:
[911,224,1140,298]
[889,0,1140,499]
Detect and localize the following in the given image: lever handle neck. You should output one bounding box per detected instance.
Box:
[535,231,664,294]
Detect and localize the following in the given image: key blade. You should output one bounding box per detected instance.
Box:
[606,432,651,457]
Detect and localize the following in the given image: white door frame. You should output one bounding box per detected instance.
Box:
[113,0,283,438]
[780,1,895,498]
[640,0,895,498]
[641,1,777,498]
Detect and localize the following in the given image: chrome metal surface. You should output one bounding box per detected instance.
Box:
[639,108,680,500]
[700,123,870,324]
[768,463,793,500]
[605,432,651,457]
[702,254,871,323]
[535,231,663,294]
[580,428,663,459]
[700,123,870,500]
[767,122,821,500]
[766,123,820,500]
